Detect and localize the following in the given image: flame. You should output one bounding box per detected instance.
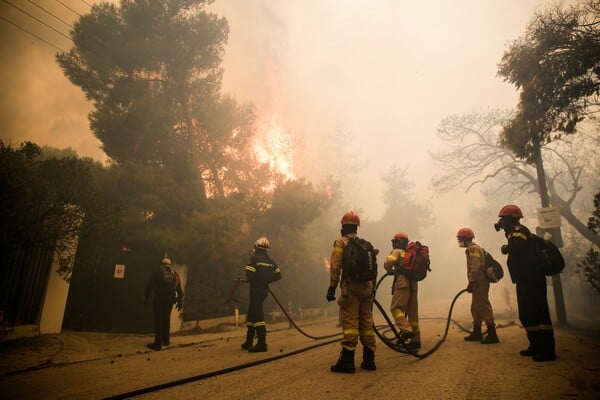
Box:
[324,257,330,271]
[253,114,295,181]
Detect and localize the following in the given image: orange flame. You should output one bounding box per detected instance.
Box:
[253,114,295,181]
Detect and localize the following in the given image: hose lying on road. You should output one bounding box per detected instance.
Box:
[268,274,469,359]
[268,287,342,340]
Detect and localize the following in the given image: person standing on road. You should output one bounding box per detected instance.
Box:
[326,211,378,373]
[144,257,184,351]
[241,237,281,353]
[456,227,499,344]
[383,231,421,351]
[495,204,556,362]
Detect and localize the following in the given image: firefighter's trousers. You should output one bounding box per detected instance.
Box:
[516,276,555,356]
[390,275,420,343]
[470,277,495,326]
[337,280,376,352]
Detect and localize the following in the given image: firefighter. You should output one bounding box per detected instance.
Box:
[241,237,281,352]
[144,257,184,351]
[383,232,421,351]
[326,211,377,373]
[495,205,556,361]
[456,227,499,344]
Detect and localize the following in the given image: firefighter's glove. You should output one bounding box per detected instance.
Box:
[326,286,336,302]
[176,301,183,311]
[501,244,508,255]
[466,282,474,293]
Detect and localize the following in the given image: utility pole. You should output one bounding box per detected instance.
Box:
[533,144,568,326]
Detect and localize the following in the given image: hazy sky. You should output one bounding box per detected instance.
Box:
[0,0,569,220]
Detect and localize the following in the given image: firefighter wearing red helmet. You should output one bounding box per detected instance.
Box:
[495,205,556,361]
[327,211,377,373]
[144,257,184,351]
[456,228,499,344]
[383,232,421,351]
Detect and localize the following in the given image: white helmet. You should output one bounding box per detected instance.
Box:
[255,236,270,249]
[161,258,172,265]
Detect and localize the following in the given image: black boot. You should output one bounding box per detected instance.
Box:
[464,324,482,341]
[147,342,161,351]
[532,330,556,362]
[405,340,421,352]
[241,325,255,351]
[361,347,376,371]
[249,325,267,352]
[331,348,355,373]
[481,323,499,344]
[520,347,535,356]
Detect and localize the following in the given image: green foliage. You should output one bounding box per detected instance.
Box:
[0,141,109,280]
[588,192,600,234]
[57,0,229,168]
[578,247,600,293]
[577,191,600,294]
[497,1,600,161]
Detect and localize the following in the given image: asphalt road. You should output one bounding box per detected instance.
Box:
[2,317,598,399]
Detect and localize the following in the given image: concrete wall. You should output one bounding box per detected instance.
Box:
[169,264,188,333]
[38,252,71,334]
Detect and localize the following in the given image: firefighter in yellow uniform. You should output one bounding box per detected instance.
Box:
[456,227,499,344]
[383,232,421,351]
[326,211,377,373]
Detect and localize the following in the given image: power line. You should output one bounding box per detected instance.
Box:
[26,0,73,29]
[79,0,92,8]
[2,0,71,41]
[0,15,66,52]
[55,0,82,17]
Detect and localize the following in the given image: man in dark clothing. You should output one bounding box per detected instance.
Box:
[144,257,184,351]
[495,204,556,362]
[241,237,281,353]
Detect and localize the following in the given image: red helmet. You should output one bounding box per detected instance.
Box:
[498,204,523,218]
[456,227,474,239]
[340,211,360,226]
[392,232,408,240]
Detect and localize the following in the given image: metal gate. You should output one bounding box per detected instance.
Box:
[0,240,55,327]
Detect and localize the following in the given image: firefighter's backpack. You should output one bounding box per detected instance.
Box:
[161,265,178,290]
[482,249,504,283]
[531,234,565,276]
[398,241,431,281]
[342,237,379,282]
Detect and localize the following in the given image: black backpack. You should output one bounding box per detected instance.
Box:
[482,249,504,283]
[342,237,379,282]
[160,265,178,290]
[531,234,565,276]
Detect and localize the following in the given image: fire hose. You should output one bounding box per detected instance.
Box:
[267,273,472,359]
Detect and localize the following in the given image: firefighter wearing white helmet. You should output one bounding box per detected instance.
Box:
[241,236,281,352]
[495,205,556,362]
[327,211,378,373]
[456,228,499,344]
[383,232,421,351]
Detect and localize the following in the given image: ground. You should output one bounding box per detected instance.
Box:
[0,315,598,399]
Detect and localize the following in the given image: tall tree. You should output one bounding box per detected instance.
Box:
[497,0,600,161]
[431,110,599,246]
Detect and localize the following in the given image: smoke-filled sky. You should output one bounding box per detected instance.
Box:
[0,0,577,222]
[0,0,572,221]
